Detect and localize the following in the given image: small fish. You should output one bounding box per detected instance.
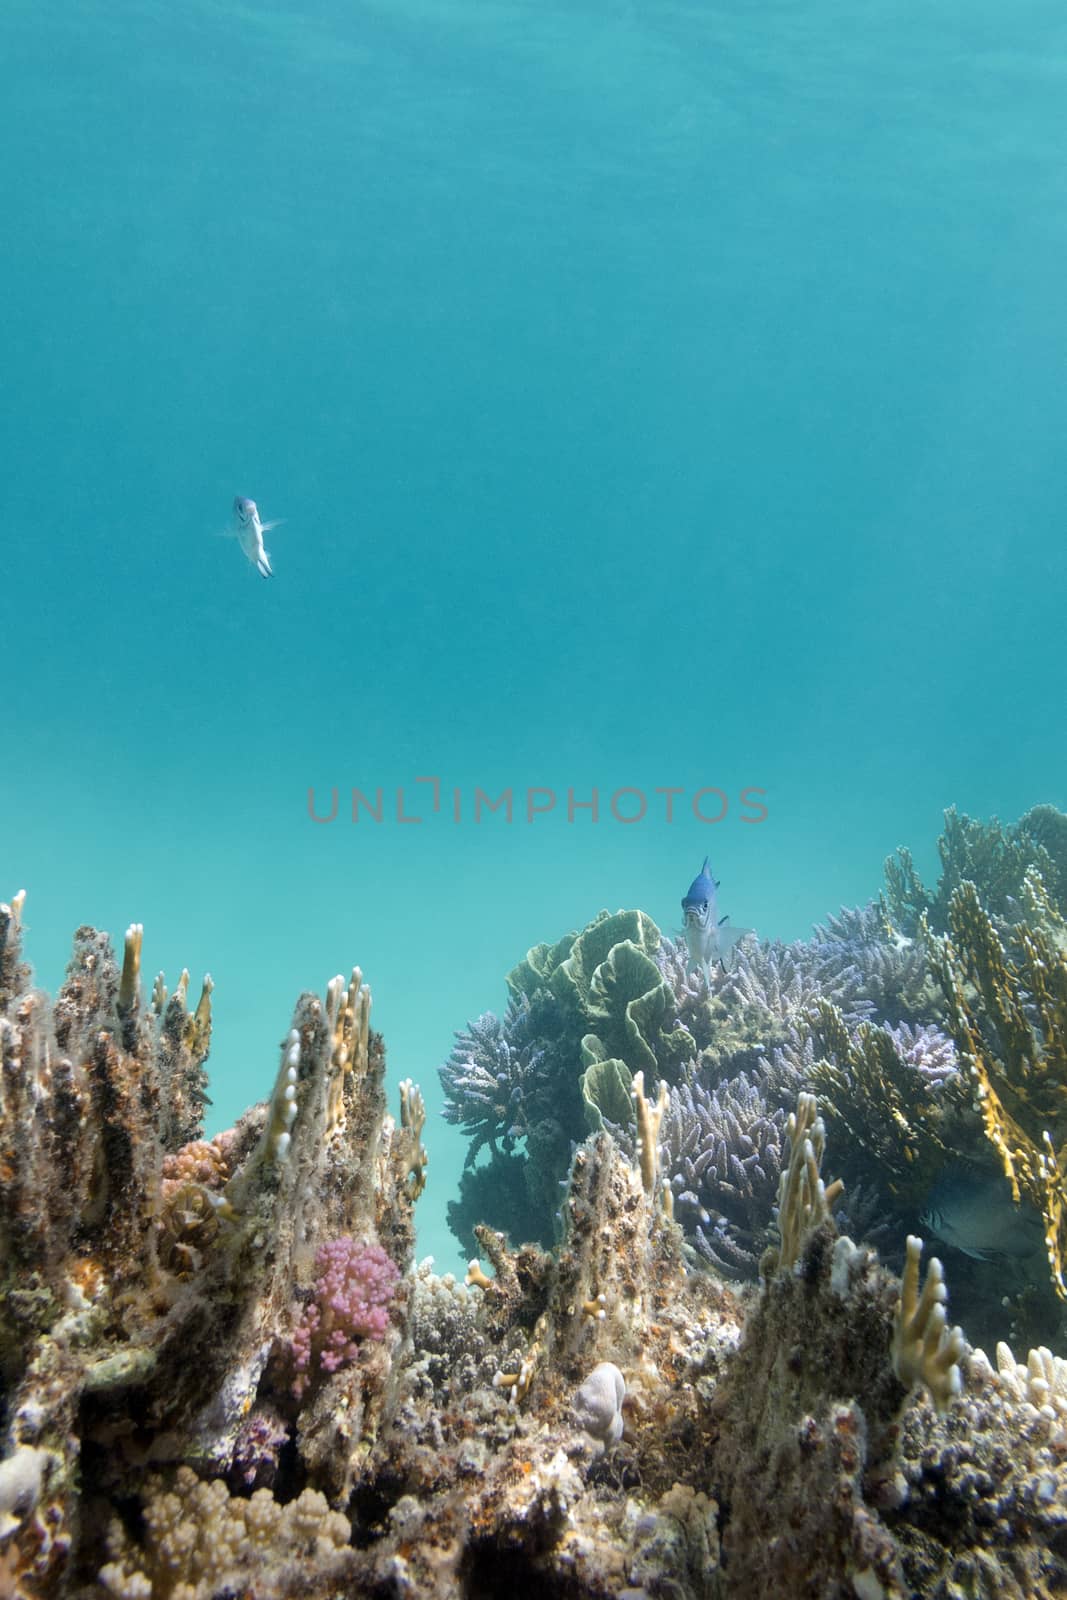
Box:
[920,1165,1045,1263]
[227,496,282,579]
[680,858,750,980]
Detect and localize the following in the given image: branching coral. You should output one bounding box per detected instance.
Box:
[661,1073,786,1279]
[808,1000,964,1207]
[884,803,1067,936]
[993,1338,1067,1419]
[722,934,874,1034]
[928,877,1067,1296]
[98,1467,353,1599]
[810,902,940,1025]
[891,1235,965,1412]
[655,934,801,1081]
[438,998,549,1164]
[290,1237,401,1399]
[772,1092,843,1273]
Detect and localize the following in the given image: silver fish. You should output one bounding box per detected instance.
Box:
[680,858,751,980]
[228,496,282,579]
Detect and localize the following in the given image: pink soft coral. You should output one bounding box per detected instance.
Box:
[290,1237,400,1400]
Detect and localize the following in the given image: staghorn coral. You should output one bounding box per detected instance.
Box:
[810,901,941,1026]
[928,876,1067,1296]
[882,1020,959,1085]
[720,932,874,1037]
[438,997,551,1165]
[661,1072,786,1279]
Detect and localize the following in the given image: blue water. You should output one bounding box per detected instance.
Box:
[3,0,1066,1270]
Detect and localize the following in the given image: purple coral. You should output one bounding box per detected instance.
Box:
[291,1237,400,1399]
[438,996,548,1163]
[882,1021,959,1086]
[661,1072,787,1278]
[230,1405,290,1491]
[809,902,936,1025]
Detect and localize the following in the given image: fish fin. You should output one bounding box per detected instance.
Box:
[256,555,273,578]
[259,519,285,533]
[717,927,756,971]
[719,914,729,926]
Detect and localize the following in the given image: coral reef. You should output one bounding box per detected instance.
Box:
[808,999,965,1208]
[442,905,913,1266]
[439,824,1067,1317]
[3,810,1067,1599]
[0,896,425,1593]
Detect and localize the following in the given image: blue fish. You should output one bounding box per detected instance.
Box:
[680,858,749,979]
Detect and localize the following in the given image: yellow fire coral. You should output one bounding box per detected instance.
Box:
[891,1235,964,1412]
[773,1092,843,1272]
[810,1001,959,1206]
[927,875,1067,1297]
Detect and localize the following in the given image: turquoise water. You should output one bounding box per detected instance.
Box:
[3,0,1065,1272]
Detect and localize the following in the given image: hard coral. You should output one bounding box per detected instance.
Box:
[98,1466,353,1600]
[0,905,425,1594]
[884,803,1067,935]
[929,876,1067,1295]
[291,1237,401,1400]
[661,1071,786,1279]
